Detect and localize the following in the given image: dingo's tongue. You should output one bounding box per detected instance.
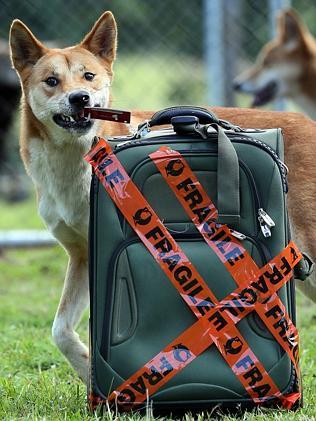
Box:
[84,107,131,123]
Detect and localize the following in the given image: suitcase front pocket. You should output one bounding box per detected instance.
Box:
[99,236,292,403]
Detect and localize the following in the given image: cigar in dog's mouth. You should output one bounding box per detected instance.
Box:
[83,107,131,123]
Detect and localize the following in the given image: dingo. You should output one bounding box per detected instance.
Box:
[234,9,316,119]
[10,12,316,384]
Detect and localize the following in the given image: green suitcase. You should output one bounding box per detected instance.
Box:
[87,106,302,414]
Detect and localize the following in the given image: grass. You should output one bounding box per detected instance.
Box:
[0,196,315,420]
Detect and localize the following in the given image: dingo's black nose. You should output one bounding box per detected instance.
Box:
[69,91,90,107]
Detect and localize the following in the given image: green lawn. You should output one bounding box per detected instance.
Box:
[0,197,315,420]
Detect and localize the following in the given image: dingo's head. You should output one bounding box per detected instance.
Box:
[233,9,315,107]
[9,12,117,142]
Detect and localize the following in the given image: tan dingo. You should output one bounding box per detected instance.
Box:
[9,12,316,384]
[234,9,316,119]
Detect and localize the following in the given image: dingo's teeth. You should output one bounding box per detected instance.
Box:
[60,114,75,122]
[53,112,92,130]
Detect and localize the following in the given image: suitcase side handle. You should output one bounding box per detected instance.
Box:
[214,124,240,226]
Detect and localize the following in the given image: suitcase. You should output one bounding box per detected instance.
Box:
[86,106,303,414]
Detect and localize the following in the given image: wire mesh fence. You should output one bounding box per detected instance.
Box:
[1,0,315,109]
[0,0,315,195]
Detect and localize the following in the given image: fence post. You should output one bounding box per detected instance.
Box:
[204,0,241,107]
[204,0,224,106]
[269,0,291,111]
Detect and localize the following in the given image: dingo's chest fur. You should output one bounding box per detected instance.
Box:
[28,136,91,239]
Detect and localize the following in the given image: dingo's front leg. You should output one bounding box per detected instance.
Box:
[52,250,89,384]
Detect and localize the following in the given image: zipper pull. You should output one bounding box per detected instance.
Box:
[258,208,275,227]
[230,229,247,240]
[260,223,272,238]
[258,209,275,238]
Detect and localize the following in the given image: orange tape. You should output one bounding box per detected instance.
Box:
[85,139,302,410]
[150,147,301,405]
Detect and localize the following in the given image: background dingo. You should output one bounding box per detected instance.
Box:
[234,9,316,119]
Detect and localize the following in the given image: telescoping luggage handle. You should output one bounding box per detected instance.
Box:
[144,105,241,131]
[138,106,241,225]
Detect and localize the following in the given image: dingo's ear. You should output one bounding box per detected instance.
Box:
[80,11,117,62]
[278,9,308,49]
[9,20,46,74]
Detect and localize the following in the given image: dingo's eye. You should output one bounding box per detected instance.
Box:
[45,77,59,87]
[84,72,95,81]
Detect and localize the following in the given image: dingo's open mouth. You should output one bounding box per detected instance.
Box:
[252,81,278,107]
[53,110,92,130]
